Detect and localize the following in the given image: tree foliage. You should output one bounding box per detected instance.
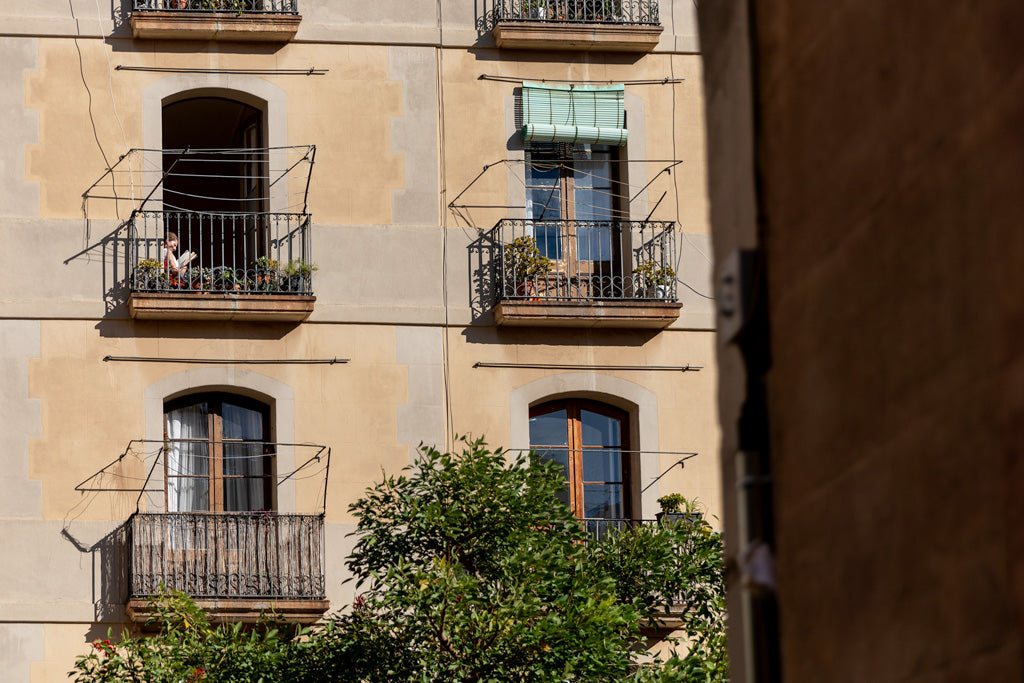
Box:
[70,590,301,683]
[329,437,641,682]
[71,437,727,683]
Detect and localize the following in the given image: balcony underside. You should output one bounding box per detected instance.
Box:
[494,299,681,328]
[127,597,329,625]
[493,22,662,51]
[129,292,315,321]
[130,12,300,41]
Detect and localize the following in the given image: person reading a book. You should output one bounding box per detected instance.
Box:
[162,232,195,287]
[162,232,182,276]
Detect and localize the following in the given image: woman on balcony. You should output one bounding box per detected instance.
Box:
[162,232,187,287]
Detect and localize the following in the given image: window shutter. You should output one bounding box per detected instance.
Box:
[521,82,628,146]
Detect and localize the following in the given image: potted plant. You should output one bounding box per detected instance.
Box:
[252,256,279,292]
[209,267,245,292]
[656,493,704,523]
[134,258,170,291]
[527,0,548,20]
[186,267,212,292]
[199,0,246,11]
[503,236,552,297]
[634,260,676,299]
[281,259,317,293]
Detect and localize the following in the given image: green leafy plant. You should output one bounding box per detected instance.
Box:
[503,236,552,283]
[657,492,687,514]
[209,268,244,291]
[199,0,247,13]
[283,259,318,278]
[135,258,170,290]
[69,588,305,683]
[136,258,165,277]
[333,437,643,682]
[635,260,676,287]
[253,256,278,272]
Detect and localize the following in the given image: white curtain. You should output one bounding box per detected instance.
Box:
[222,402,266,512]
[165,404,208,512]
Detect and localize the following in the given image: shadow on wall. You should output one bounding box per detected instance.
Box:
[62,218,134,318]
[60,522,130,625]
[467,228,500,324]
[462,324,659,347]
[475,0,500,35]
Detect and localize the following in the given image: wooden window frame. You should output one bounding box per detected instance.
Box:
[529,398,631,520]
[163,392,275,513]
[525,143,629,294]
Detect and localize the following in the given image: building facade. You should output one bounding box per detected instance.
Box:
[0,1,716,678]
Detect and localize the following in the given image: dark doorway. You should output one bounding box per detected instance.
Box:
[161,97,268,273]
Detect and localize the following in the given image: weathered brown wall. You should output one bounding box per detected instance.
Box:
[700,0,1024,680]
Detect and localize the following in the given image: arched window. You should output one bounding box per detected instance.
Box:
[164,393,274,512]
[529,399,630,520]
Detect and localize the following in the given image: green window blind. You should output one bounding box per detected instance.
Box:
[520,82,628,146]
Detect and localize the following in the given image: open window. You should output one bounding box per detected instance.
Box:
[123,93,316,320]
[161,97,268,275]
[490,81,680,327]
[526,142,625,298]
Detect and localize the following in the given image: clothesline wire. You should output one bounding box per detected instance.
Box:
[158,200,311,213]
[511,167,650,219]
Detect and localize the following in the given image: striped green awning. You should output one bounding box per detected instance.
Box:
[520,82,628,146]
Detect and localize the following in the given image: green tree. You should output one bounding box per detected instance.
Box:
[326,436,642,682]
[71,437,727,683]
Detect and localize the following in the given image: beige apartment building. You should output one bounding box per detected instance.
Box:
[0,1,716,678]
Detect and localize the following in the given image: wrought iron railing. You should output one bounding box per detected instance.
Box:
[494,0,659,25]
[133,0,298,14]
[492,219,677,303]
[127,211,314,295]
[128,513,325,600]
[581,517,653,541]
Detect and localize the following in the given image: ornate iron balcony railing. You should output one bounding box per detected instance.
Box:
[128,513,325,600]
[492,219,677,303]
[127,211,314,296]
[133,0,298,14]
[493,0,659,25]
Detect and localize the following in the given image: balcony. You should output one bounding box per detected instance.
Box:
[126,211,316,322]
[582,518,702,635]
[491,0,662,52]
[130,0,301,41]
[127,512,327,624]
[491,219,681,328]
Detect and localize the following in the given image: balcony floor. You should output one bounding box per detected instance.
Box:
[128,292,315,322]
[130,11,301,41]
[127,597,329,625]
[494,299,681,328]
[492,21,663,51]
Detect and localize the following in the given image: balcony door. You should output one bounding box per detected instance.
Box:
[164,393,274,513]
[526,143,623,297]
[161,97,268,272]
[529,399,630,520]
